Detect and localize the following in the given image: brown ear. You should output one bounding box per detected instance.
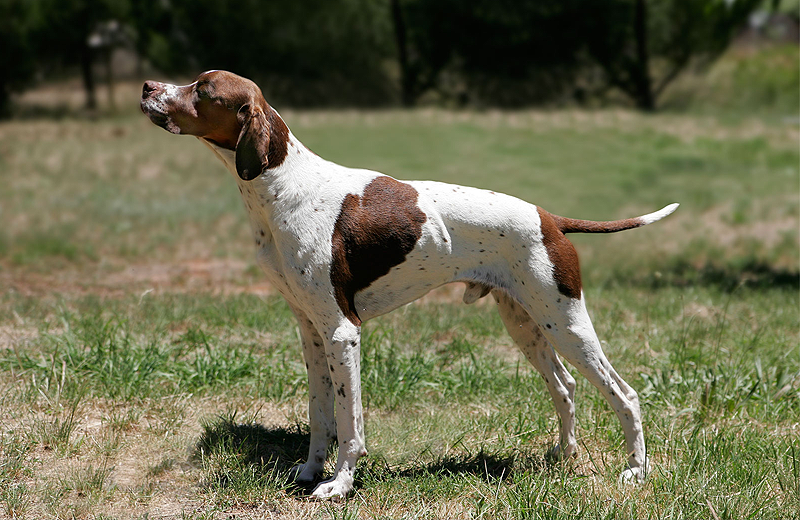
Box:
[235,103,269,181]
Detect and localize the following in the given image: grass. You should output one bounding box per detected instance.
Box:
[0,286,796,518]
[661,44,800,117]
[0,53,798,517]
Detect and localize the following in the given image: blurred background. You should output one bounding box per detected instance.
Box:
[1,0,798,114]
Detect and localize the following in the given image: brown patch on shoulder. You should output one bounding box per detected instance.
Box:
[331,177,428,324]
[537,207,582,300]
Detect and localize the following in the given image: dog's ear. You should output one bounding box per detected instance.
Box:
[235,103,269,181]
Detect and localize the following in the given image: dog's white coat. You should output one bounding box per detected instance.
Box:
[201,133,666,497]
[143,74,677,498]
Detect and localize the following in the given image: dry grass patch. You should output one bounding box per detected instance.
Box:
[0,387,313,519]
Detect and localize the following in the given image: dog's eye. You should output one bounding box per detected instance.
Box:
[195,82,211,99]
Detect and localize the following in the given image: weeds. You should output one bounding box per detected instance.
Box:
[0,287,797,516]
[26,396,83,455]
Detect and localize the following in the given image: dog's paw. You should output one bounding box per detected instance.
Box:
[545,442,577,463]
[289,463,321,483]
[310,475,354,500]
[618,463,649,485]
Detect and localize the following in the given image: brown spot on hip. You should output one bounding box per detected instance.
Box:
[537,207,582,300]
[331,176,427,324]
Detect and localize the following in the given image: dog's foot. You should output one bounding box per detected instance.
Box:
[545,442,577,463]
[618,461,650,484]
[310,474,354,500]
[289,463,322,483]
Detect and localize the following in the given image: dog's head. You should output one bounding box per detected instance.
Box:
[141,70,288,180]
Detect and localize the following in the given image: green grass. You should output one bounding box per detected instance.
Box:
[0,63,797,516]
[0,286,797,518]
[661,44,800,116]
[1,99,798,282]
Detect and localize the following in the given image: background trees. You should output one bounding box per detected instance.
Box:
[583,0,763,110]
[0,0,789,115]
[0,0,39,116]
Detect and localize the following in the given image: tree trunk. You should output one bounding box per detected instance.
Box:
[0,85,10,118]
[104,48,115,112]
[632,0,655,110]
[390,0,415,107]
[80,44,97,111]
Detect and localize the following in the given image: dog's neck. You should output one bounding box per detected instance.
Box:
[199,124,329,240]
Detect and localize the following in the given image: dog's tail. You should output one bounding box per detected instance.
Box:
[552,203,679,234]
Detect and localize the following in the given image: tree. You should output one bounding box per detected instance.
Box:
[0,0,38,116]
[390,0,589,107]
[34,0,130,110]
[1,0,763,115]
[583,0,761,110]
[390,0,454,106]
[390,0,760,109]
[158,0,394,107]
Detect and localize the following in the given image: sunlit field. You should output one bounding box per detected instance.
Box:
[1,68,798,518]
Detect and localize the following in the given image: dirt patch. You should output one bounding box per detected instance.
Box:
[1,388,311,519]
[101,258,272,295]
[0,323,39,350]
[3,257,494,306]
[2,257,271,300]
[693,202,799,252]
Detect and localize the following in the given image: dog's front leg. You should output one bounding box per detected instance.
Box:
[311,320,367,499]
[288,307,336,484]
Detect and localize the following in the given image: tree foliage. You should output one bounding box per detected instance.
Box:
[393,0,589,106]
[0,0,768,115]
[392,0,764,108]
[152,0,394,106]
[0,0,39,116]
[35,0,131,109]
[583,0,763,110]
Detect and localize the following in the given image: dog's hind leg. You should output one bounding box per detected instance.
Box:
[528,294,649,483]
[493,290,578,461]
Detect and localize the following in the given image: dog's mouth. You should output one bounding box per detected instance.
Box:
[140,101,180,134]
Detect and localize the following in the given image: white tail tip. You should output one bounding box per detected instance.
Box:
[640,203,680,225]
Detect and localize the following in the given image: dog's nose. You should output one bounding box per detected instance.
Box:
[142,80,160,99]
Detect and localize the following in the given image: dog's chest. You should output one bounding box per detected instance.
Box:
[236,175,346,299]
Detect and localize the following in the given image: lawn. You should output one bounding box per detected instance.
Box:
[0,80,798,519]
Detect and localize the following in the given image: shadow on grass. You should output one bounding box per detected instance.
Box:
[366,448,546,483]
[611,258,799,291]
[193,414,349,496]
[193,415,548,496]
[664,259,799,290]
[193,413,314,494]
[8,102,135,121]
[193,415,309,469]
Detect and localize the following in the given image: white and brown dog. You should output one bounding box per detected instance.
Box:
[141,70,677,499]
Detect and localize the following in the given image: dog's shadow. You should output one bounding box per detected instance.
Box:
[193,416,546,496]
[378,448,545,482]
[192,416,310,486]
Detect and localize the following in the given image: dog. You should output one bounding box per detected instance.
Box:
[141,70,677,499]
